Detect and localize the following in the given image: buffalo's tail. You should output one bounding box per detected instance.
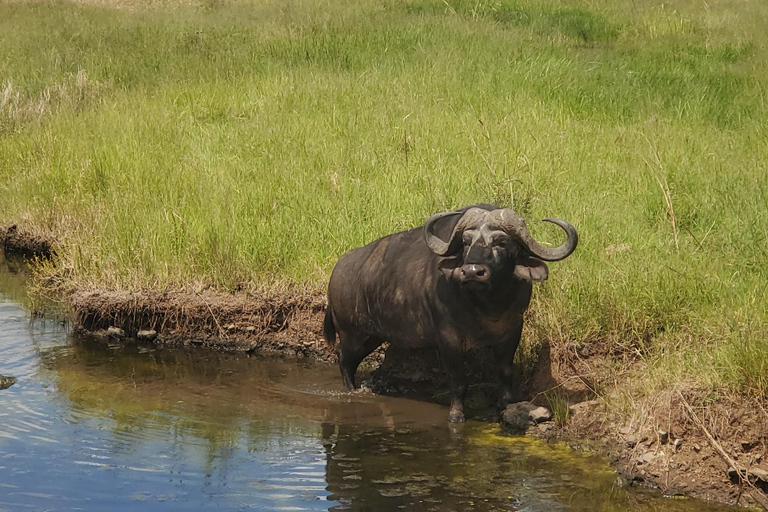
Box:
[323,305,337,346]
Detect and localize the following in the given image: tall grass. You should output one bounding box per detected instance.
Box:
[1,0,767,397]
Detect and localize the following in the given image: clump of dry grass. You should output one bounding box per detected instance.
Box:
[1,70,111,133]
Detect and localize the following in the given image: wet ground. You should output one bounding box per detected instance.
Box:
[0,251,737,511]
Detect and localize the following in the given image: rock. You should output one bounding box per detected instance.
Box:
[673,438,683,452]
[731,466,768,483]
[0,374,17,390]
[137,329,157,341]
[751,468,768,482]
[638,452,656,465]
[693,444,701,452]
[501,402,553,433]
[245,326,256,332]
[625,434,639,448]
[728,467,746,482]
[537,422,553,434]
[658,430,669,444]
[501,402,535,433]
[529,406,552,424]
[107,326,126,338]
[741,440,757,451]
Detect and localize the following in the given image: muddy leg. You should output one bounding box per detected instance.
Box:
[337,334,384,390]
[495,320,523,410]
[438,346,468,423]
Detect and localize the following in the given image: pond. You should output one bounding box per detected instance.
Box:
[0,250,734,511]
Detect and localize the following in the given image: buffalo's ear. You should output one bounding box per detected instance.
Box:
[424,211,465,255]
[514,256,549,282]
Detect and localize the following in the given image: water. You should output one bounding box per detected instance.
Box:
[0,251,735,511]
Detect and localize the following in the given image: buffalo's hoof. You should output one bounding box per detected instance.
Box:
[448,411,466,423]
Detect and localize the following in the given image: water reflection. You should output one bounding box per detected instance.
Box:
[0,247,32,304]
[0,253,737,511]
[319,420,735,512]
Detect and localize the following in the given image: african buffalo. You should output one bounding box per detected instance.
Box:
[323,204,578,422]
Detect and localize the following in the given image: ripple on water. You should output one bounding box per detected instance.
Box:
[1,292,332,511]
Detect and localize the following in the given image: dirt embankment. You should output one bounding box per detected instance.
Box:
[4,224,768,509]
[71,287,334,360]
[531,341,768,509]
[2,224,54,258]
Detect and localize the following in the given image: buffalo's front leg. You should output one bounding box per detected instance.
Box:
[438,345,468,423]
[496,319,523,409]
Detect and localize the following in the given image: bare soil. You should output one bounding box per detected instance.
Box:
[530,341,768,509]
[4,224,767,509]
[558,393,768,509]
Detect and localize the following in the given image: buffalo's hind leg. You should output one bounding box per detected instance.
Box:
[337,332,384,391]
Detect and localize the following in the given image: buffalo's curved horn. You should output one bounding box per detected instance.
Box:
[424,208,486,256]
[499,210,578,261]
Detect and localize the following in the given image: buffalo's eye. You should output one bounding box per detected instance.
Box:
[492,238,509,249]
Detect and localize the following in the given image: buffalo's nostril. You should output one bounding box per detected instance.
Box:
[461,264,490,282]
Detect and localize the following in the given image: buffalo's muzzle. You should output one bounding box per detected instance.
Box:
[460,264,490,283]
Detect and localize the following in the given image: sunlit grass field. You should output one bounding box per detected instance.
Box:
[1,0,767,397]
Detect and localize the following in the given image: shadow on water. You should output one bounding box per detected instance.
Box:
[0,250,737,511]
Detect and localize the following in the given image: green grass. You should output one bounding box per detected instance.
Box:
[1,0,768,398]
[544,389,570,427]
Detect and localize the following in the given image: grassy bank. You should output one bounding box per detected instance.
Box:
[1,0,767,399]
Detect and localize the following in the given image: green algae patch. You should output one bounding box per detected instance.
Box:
[470,423,616,477]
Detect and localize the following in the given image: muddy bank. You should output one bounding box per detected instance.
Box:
[530,342,768,509]
[552,390,768,509]
[2,224,54,258]
[72,288,335,361]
